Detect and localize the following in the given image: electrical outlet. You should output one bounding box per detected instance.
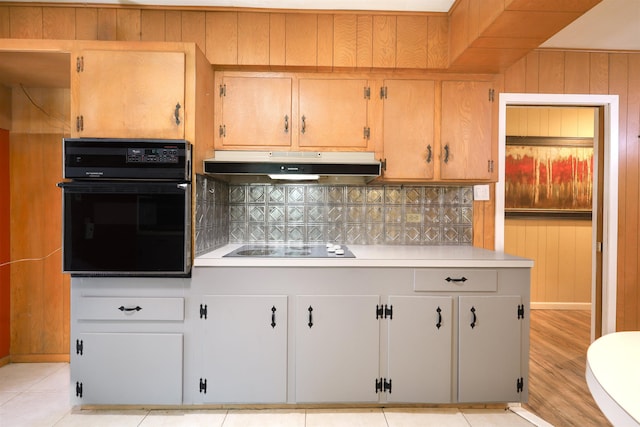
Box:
[406,213,422,223]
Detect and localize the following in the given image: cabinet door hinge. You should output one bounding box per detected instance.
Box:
[516,377,524,393]
[364,127,370,140]
[375,378,392,394]
[76,56,84,73]
[200,304,208,319]
[381,158,387,172]
[375,304,393,319]
[219,84,226,97]
[380,86,388,99]
[219,124,226,138]
[517,304,525,319]
[76,381,83,398]
[76,115,84,132]
[76,339,84,355]
[488,159,494,173]
[199,378,207,394]
[488,88,495,102]
[364,86,371,100]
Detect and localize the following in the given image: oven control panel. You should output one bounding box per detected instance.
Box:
[127,147,180,164]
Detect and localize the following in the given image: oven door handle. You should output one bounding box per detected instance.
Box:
[177,183,189,190]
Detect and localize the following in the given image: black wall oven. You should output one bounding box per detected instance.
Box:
[59,138,191,277]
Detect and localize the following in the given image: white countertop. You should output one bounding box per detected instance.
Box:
[586,331,640,426]
[195,244,533,268]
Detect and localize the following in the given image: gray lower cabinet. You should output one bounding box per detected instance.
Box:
[458,295,524,402]
[72,332,183,405]
[295,295,380,403]
[386,296,453,403]
[200,295,288,403]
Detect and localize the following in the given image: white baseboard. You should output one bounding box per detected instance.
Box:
[531,302,591,310]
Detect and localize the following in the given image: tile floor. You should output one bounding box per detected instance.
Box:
[0,363,552,427]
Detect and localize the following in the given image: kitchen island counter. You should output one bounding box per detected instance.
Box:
[195,244,533,268]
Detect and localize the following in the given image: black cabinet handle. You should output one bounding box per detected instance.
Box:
[271,306,277,328]
[301,115,307,134]
[446,276,468,283]
[284,115,289,133]
[174,103,181,125]
[436,306,442,329]
[308,306,313,328]
[426,145,432,164]
[118,305,142,312]
[444,144,450,163]
[470,306,477,329]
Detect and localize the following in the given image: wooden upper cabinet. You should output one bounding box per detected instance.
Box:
[298,78,369,149]
[218,76,292,148]
[380,80,436,181]
[440,80,494,181]
[286,14,317,67]
[71,49,185,139]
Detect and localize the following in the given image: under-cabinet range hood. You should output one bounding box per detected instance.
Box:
[203,151,381,184]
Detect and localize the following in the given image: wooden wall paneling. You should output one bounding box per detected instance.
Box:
[181,11,206,53]
[538,50,565,93]
[0,7,9,38]
[0,128,9,360]
[396,15,428,69]
[43,7,75,40]
[285,14,317,67]
[557,222,578,301]
[206,11,237,65]
[609,54,630,329]
[97,8,117,41]
[577,107,595,137]
[575,222,593,302]
[116,8,141,41]
[356,15,372,68]
[524,50,539,93]
[75,7,98,40]
[333,14,357,68]
[504,55,526,92]
[0,85,9,130]
[476,0,504,35]
[564,51,590,94]
[10,6,42,39]
[627,54,640,327]
[269,13,286,67]
[449,0,469,63]
[589,52,609,95]
[317,14,333,69]
[141,9,165,41]
[372,15,396,68]
[427,16,449,69]
[238,12,270,66]
[559,108,579,136]
[546,107,562,136]
[165,10,182,42]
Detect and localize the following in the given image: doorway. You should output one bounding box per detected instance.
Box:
[496,93,619,338]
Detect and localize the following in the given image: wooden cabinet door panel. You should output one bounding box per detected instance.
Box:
[220,76,292,147]
[202,295,288,403]
[296,295,380,402]
[74,50,185,139]
[440,80,493,180]
[458,295,523,402]
[298,79,369,149]
[387,296,453,403]
[72,332,183,405]
[382,80,435,180]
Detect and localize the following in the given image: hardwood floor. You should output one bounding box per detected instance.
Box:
[525,309,611,427]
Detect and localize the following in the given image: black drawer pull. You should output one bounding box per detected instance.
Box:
[436,306,442,329]
[446,276,468,283]
[470,306,477,329]
[118,305,142,312]
[271,306,277,328]
[308,306,313,328]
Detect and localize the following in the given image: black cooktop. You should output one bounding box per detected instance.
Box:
[223,244,355,258]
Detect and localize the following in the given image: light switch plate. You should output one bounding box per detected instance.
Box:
[473,185,490,201]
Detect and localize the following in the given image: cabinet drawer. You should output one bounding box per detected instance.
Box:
[413,269,497,292]
[77,297,184,321]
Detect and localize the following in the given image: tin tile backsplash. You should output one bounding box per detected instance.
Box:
[196,174,474,255]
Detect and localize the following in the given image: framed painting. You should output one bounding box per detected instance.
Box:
[505,136,593,219]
